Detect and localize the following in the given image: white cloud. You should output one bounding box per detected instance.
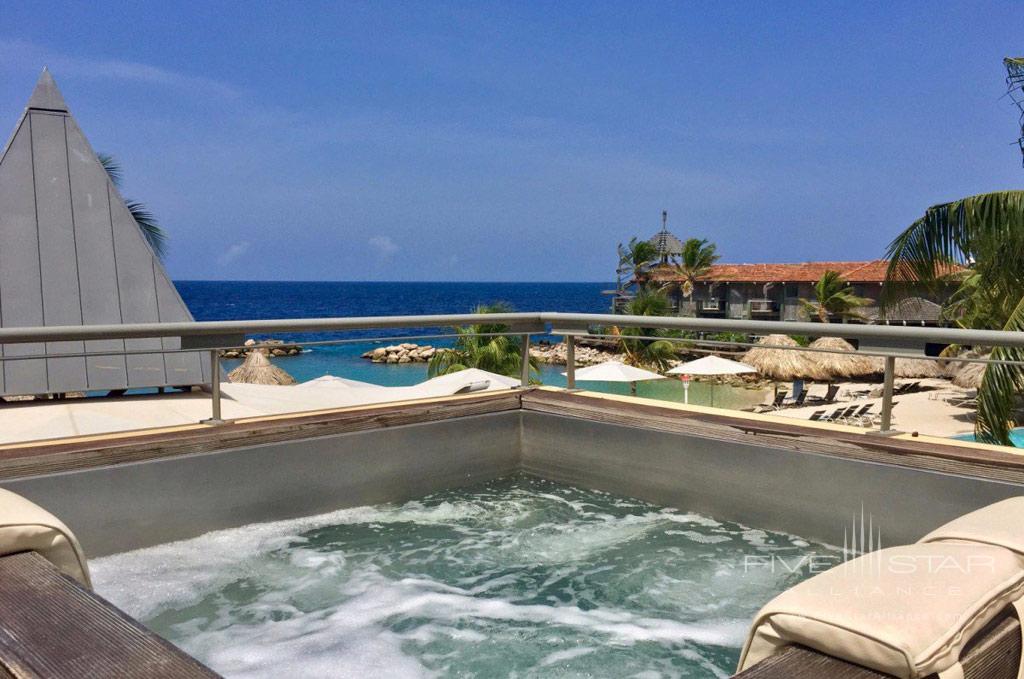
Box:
[217,241,251,266]
[0,39,240,98]
[368,235,398,257]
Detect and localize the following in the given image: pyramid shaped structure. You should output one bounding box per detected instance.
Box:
[0,69,208,395]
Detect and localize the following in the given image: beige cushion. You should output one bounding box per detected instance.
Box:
[0,488,90,588]
[921,498,1024,554]
[738,543,1024,678]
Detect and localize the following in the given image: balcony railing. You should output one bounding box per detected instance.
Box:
[749,299,776,314]
[0,311,1022,434]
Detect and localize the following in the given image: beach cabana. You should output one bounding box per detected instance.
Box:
[565,360,664,395]
[868,356,944,378]
[227,351,295,386]
[953,360,987,389]
[668,355,756,404]
[806,337,875,379]
[741,335,827,382]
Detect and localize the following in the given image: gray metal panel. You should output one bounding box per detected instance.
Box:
[153,264,204,384]
[0,70,207,395]
[520,412,1024,546]
[0,115,47,394]
[2,413,521,556]
[30,111,87,392]
[108,187,166,388]
[64,116,128,389]
[26,68,67,112]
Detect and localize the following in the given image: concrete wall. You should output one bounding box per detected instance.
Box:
[4,412,521,556]
[519,411,1024,546]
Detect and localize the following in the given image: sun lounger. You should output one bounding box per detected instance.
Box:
[807,410,827,422]
[817,384,840,403]
[844,403,874,426]
[823,406,851,423]
[754,390,788,413]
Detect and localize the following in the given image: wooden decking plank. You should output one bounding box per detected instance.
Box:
[0,552,219,678]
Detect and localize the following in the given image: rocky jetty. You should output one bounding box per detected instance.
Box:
[361,343,437,364]
[221,338,303,359]
[530,341,619,366]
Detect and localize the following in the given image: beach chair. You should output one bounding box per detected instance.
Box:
[868,400,900,426]
[755,390,788,412]
[845,403,874,426]
[789,391,809,408]
[822,406,850,423]
[829,405,859,423]
[821,384,840,403]
[807,410,827,422]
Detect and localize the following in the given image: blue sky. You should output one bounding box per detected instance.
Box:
[1,2,1021,281]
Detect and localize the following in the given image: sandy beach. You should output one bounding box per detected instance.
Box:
[762,377,977,438]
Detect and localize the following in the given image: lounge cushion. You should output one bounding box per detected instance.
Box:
[737,542,1024,678]
[920,497,1024,554]
[0,488,90,588]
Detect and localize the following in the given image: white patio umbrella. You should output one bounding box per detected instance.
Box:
[563,360,665,395]
[667,355,757,405]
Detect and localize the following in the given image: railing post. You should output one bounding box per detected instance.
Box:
[565,335,576,390]
[879,355,896,434]
[201,349,224,425]
[520,334,531,388]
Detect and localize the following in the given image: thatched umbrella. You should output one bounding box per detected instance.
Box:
[893,358,944,378]
[741,335,828,381]
[953,360,987,389]
[228,349,295,385]
[806,337,875,379]
[866,356,944,378]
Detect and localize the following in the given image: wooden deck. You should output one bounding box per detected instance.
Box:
[0,552,218,678]
[0,387,1021,677]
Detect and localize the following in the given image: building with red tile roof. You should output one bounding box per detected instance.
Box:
[635,259,961,325]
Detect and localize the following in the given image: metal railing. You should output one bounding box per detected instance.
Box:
[0,312,1021,433]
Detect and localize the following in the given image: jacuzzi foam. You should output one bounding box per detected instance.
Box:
[92,475,835,678]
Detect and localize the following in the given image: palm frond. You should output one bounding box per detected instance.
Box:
[884,191,1024,300]
[975,295,1024,445]
[97,153,123,187]
[97,152,167,259]
[125,200,167,259]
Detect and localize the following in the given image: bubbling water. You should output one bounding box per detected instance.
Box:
[92,475,836,678]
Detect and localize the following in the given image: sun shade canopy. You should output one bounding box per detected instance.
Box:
[564,360,665,382]
[667,355,756,376]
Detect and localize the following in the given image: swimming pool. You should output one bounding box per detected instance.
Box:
[953,427,1024,447]
[92,476,835,678]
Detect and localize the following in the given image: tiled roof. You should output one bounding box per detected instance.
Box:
[650,260,960,283]
[648,230,685,256]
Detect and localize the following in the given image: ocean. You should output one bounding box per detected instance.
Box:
[177,281,767,408]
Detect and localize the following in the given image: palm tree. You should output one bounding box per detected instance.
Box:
[885,190,1024,444]
[98,153,167,259]
[881,57,1024,445]
[660,238,719,301]
[613,287,679,371]
[799,270,872,323]
[428,303,539,380]
[617,237,658,285]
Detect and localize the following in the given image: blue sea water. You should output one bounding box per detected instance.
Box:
[176,281,767,408]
